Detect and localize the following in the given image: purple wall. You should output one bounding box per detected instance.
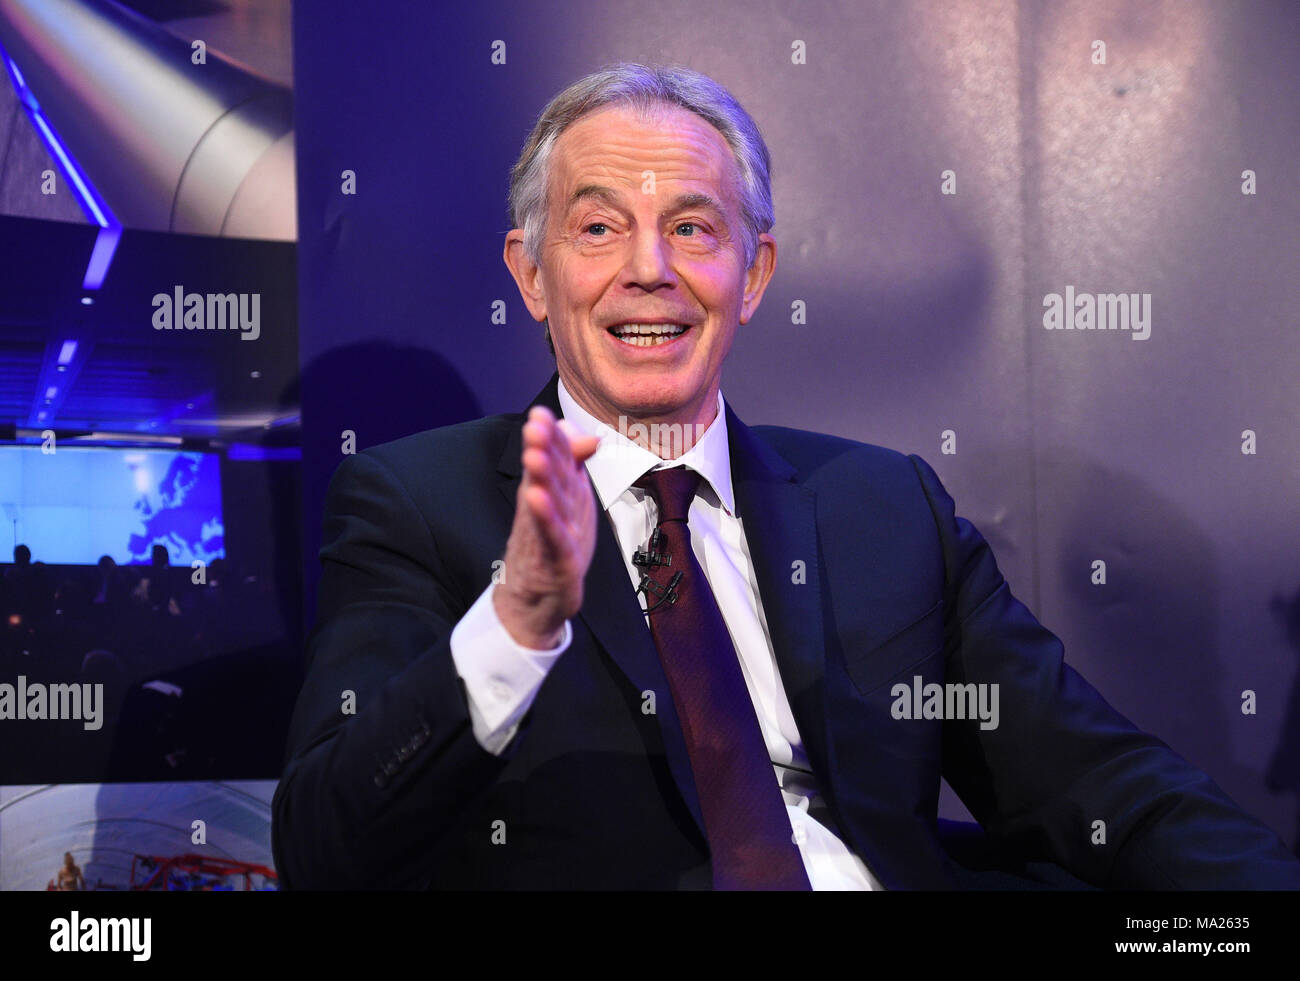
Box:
[294,0,1300,851]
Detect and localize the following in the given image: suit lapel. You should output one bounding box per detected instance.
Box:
[579,491,709,838]
[725,404,834,798]
[497,374,707,839]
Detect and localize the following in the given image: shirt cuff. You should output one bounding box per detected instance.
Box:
[450,580,572,755]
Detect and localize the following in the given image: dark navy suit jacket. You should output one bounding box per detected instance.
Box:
[272,374,1300,889]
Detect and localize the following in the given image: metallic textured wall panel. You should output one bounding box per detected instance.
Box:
[0,0,294,237]
[1022,0,1300,840]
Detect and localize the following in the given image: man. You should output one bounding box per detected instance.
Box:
[272,63,1300,889]
[53,851,86,891]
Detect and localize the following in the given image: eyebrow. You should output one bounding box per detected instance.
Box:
[565,184,725,219]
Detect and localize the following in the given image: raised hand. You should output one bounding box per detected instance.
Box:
[493,406,600,648]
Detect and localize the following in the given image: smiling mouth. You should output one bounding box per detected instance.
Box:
[607,323,692,347]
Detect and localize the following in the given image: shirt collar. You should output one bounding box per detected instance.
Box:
[556,376,736,516]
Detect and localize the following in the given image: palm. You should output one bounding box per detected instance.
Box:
[496,407,599,644]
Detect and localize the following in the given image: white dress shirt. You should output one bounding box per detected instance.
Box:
[449,378,882,890]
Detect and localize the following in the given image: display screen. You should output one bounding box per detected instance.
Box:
[0,446,224,565]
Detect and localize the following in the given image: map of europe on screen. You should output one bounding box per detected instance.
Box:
[0,446,225,565]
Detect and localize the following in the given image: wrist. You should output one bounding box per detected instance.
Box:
[493,581,565,649]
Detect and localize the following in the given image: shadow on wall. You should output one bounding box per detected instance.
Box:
[1039,447,1291,851]
[1043,450,1224,754]
[297,342,482,629]
[936,443,1297,854]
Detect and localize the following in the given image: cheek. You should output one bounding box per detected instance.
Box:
[555,260,612,309]
[690,264,744,309]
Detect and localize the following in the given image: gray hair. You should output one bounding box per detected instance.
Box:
[507,64,774,350]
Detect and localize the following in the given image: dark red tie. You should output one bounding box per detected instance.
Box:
[633,466,812,890]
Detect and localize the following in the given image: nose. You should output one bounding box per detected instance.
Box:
[621,224,677,291]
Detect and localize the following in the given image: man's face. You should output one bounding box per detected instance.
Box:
[506,104,775,428]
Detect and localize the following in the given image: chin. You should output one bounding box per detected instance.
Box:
[607,375,704,418]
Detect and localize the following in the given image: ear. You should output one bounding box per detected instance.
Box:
[738,233,777,325]
[504,230,548,322]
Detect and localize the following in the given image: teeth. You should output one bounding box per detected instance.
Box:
[611,323,688,347]
[613,323,686,335]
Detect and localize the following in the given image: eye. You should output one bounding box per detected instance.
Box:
[584,223,608,236]
[675,222,699,236]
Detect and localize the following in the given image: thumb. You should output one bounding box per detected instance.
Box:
[556,421,600,463]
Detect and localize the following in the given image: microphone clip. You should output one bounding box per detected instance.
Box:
[632,526,672,570]
[636,570,683,613]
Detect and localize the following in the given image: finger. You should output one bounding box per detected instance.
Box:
[523,441,577,532]
[553,419,580,458]
[522,408,554,456]
[550,427,598,528]
[523,483,571,558]
[569,432,600,464]
[521,446,556,494]
[554,420,600,482]
[550,421,583,506]
[526,410,571,487]
[546,414,574,474]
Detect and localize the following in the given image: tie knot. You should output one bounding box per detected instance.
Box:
[633,466,701,523]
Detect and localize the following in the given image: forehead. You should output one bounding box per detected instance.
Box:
[549,104,740,207]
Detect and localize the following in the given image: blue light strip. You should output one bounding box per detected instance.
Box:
[83,224,122,289]
[2,48,123,289]
[226,444,302,462]
[29,111,110,227]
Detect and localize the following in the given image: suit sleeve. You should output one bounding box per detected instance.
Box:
[908,454,1300,889]
[273,450,518,889]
